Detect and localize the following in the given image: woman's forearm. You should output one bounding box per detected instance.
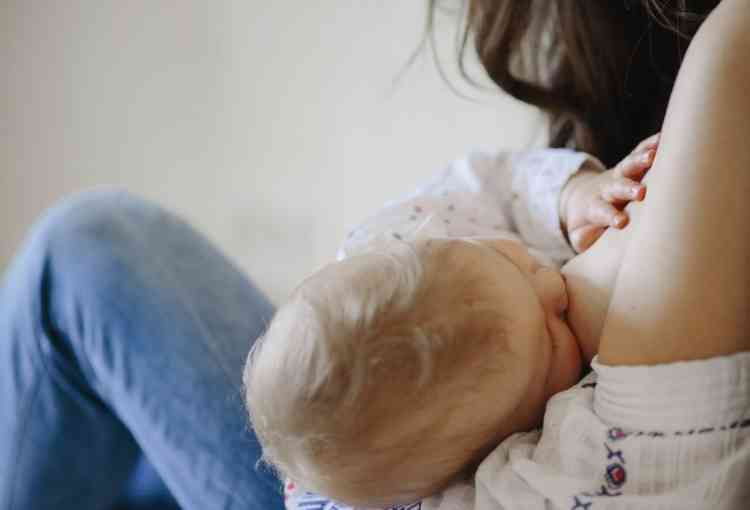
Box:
[598,0,750,366]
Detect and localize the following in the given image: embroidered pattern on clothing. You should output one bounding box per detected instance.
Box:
[289,489,421,510]
[568,430,629,509]
[567,415,750,509]
[600,418,750,441]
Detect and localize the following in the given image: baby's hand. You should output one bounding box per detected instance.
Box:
[560,133,660,253]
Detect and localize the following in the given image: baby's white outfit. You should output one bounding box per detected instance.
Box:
[335,148,598,269]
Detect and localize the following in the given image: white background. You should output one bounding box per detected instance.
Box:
[2,1,539,303]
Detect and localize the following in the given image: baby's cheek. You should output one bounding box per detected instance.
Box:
[532,268,568,315]
[547,314,584,394]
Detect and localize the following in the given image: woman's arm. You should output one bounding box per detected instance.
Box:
[598,0,750,366]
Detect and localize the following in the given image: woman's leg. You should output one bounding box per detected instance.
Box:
[114,455,180,509]
[0,189,285,510]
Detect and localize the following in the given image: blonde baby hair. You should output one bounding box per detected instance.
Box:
[243,239,517,507]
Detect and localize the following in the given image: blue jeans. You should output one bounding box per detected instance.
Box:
[0,189,286,510]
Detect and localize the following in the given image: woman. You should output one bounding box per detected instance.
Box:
[0,1,731,509]
[466,1,750,506]
[286,1,750,507]
[428,0,720,168]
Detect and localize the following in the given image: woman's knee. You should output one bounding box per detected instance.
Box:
[18,188,183,331]
[14,187,273,345]
[33,188,165,264]
[27,188,206,298]
[0,188,168,381]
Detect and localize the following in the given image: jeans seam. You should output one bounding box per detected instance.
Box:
[3,220,77,509]
[117,201,241,397]
[3,376,41,510]
[36,252,108,405]
[114,196,247,504]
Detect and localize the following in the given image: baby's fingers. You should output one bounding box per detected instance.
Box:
[588,198,628,229]
[615,148,655,180]
[601,177,646,203]
[631,132,660,154]
[569,224,607,253]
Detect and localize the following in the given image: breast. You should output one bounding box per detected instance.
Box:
[560,196,646,362]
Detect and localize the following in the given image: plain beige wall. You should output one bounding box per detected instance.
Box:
[2,1,540,303]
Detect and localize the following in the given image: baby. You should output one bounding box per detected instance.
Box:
[243,142,657,509]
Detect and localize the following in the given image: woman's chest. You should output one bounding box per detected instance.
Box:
[560,171,656,358]
[560,202,643,360]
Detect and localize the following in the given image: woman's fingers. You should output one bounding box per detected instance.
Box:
[569,224,607,253]
[601,177,646,203]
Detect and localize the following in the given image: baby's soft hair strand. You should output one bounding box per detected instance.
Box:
[242,240,437,495]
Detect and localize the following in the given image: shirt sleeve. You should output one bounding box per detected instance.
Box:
[337,148,604,266]
[506,149,606,265]
[592,352,750,432]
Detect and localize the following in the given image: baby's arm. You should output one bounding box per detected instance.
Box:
[599,0,750,366]
[503,143,657,260]
[339,148,630,265]
[505,148,602,262]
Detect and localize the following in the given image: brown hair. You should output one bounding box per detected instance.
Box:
[419,0,719,167]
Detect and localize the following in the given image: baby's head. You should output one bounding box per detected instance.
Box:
[243,238,581,508]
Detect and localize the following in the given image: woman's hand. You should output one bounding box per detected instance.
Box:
[560,133,660,253]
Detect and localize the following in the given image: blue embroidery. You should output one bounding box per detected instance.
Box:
[596,484,621,497]
[297,498,329,510]
[389,504,422,510]
[569,433,629,509]
[293,492,422,510]
[571,495,592,509]
[604,443,626,464]
[296,492,342,510]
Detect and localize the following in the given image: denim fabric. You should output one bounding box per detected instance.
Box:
[0,189,285,510]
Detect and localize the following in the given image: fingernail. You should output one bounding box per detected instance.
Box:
[612,214,626,228]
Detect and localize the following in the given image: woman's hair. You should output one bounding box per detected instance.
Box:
[243,240,519,507]
[421,0,719,167]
